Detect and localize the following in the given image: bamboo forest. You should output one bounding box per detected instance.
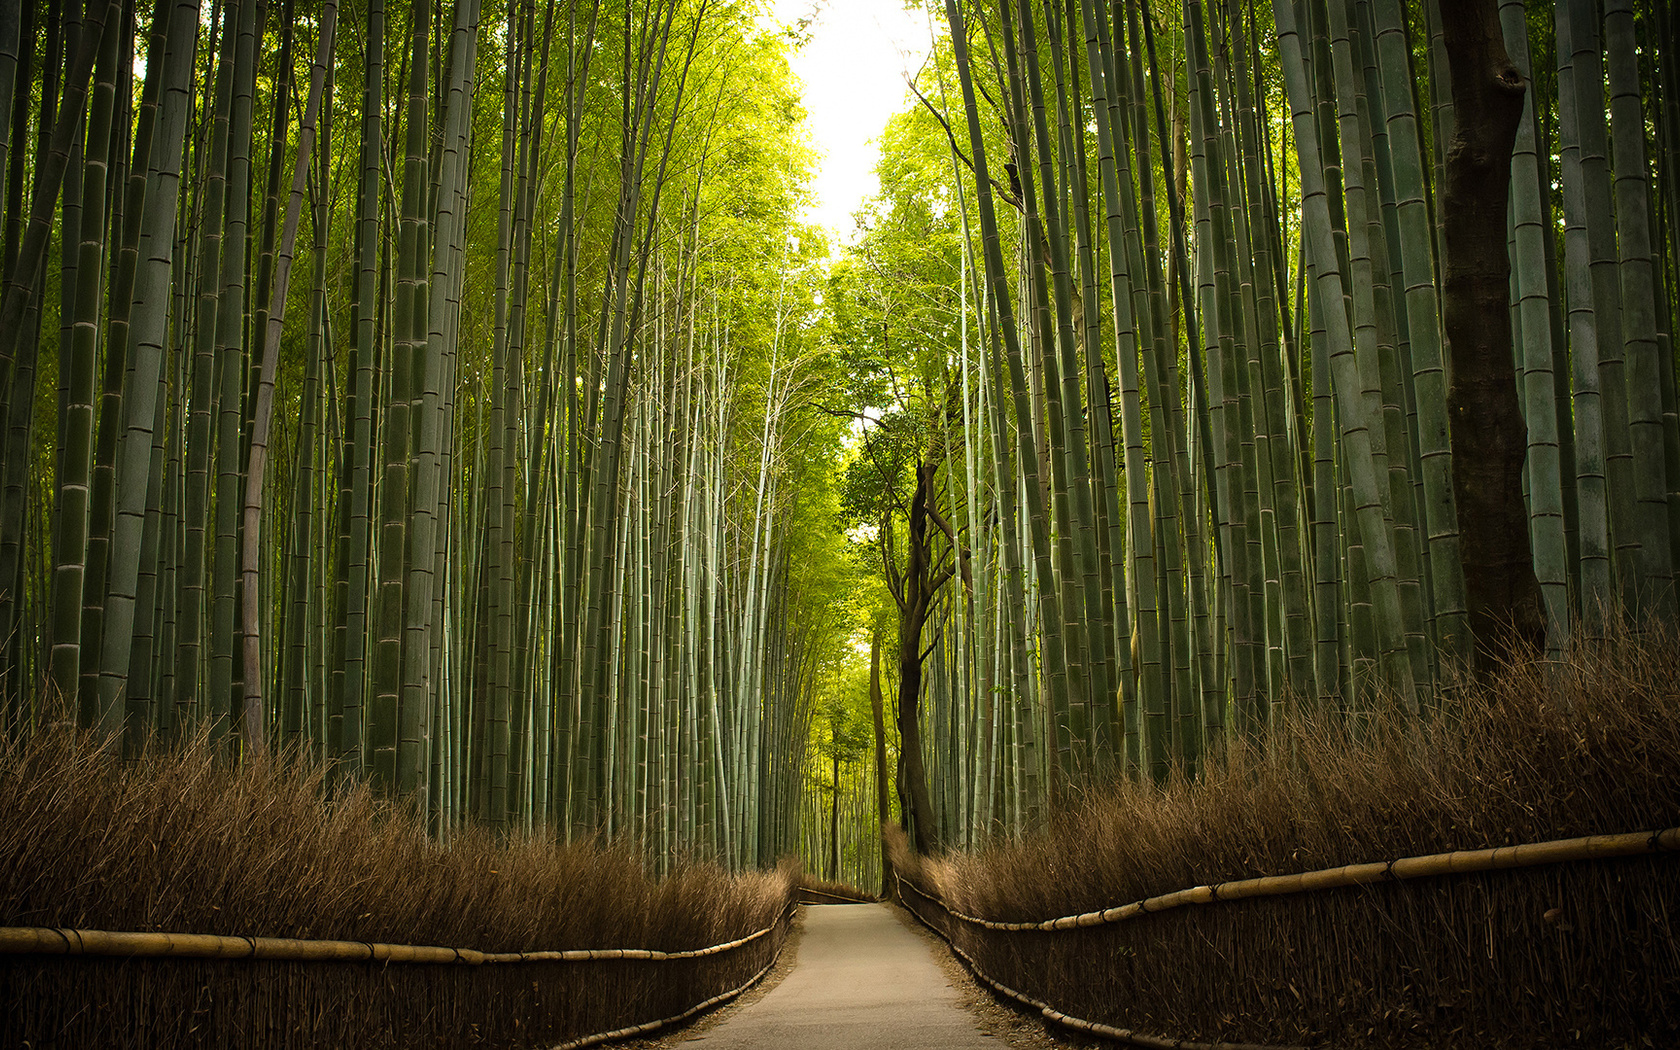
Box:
[1,0,1678,1045]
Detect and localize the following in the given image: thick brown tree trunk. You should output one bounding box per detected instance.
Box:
[1440,0,1545,667]
[896,460,941,856]
[897,628,938,855]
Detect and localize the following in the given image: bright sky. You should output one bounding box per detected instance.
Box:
[769,0,935,249]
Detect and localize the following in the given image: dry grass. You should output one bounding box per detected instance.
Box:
[897,627,1680,1048]
[797,873,875,903]
[0,730,795,1048]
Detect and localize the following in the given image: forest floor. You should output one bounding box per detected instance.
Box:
[624,902,1080,1050]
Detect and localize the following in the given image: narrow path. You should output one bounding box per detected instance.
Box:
[677,903,998,1049]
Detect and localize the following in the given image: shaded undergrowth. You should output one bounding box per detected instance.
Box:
[797,873,875,903]
[898,628,1680,1048]
[0,731,794,1048]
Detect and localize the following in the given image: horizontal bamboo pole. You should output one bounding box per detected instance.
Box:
[936,826,1680,932]
[895,875,1300,1050]
[0,902,798,966]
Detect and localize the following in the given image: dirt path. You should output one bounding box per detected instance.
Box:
[665,903,1006,1049]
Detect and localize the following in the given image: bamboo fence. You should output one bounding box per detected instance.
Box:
[898,877,1299,1050]
[1,903,799,1048]
[938,826,1680,931]
[897,825,1680,1049]
[551,944,786,1050]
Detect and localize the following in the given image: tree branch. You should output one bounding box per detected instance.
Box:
[922,494,973,590]
[803,401,876,423]
[881,508,906,609]
[906,75,1023,212]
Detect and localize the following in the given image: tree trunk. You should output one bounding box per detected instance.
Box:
[827,735,840,882]
[870,623,892,898]
[1440,0,1545,667]
[897,627,937,855]
[896,460,940,856]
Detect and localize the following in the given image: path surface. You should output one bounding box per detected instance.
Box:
[677,904,997,1050]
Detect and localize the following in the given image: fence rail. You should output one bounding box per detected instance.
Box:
[937,826,1680,931]
[0,904,792,966]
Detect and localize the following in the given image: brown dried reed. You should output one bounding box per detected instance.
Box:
[897,627,1680,1048]
[797,873,875,904]
[0,730,794,1048]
